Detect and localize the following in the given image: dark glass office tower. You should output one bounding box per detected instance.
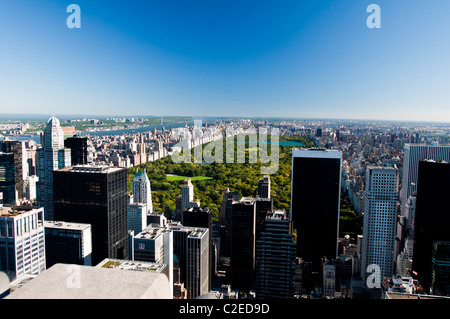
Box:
[230,197,256,291]
[1,140,24,201]
[0,153,15,204]
[219,188,239,257]
[413,160,450,294]
[64,136,88,165]
[53,165,129,265]
[430,241,450,296]
[255,197,273,241]
[182,206,213,290]
[290,148,342,271]
[44,221,92,268]
[255,210,296,298]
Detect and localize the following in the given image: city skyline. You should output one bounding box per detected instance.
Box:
[1,1,450,122]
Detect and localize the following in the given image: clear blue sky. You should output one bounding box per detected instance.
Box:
[1,0,450,121]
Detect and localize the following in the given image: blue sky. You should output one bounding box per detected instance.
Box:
[1,0,450,121]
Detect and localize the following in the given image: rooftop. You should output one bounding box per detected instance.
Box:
[0,206,43,218]
[57,164,123,173]
[5,263,171,299]
[44,220,91,231]
[96,259,166,273]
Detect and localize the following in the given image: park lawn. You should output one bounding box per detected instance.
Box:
[166,175,213,181]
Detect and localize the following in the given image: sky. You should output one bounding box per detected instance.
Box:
[1,0,450,122]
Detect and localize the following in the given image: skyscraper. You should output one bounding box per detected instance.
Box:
[182,206,213,291]
[401,144,450,213]
[290,148,342,270]
[64,136,88,166]
[44,220,92,268]
[128,202,147,234]
[0,153,16,205]
[132,169,153,215]
[168,223,209,299]
[412,160,450,294]
[257,175,271,199]
[37,117,71,220]
[230,197,256,291]
[219,187,239,257]
[255,210,296,298]
[361,166,398,287]
[1,140,24,202]
[0,206,46,281]
[53,165,129,265]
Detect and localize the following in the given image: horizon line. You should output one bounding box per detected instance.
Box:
[0,112,450,124]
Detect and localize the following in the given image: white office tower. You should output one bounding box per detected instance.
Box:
[361,166,398,287]
[131,226,174,298]
[0,206,46,281]
[36,116,71,220]
[132,169,153,214]
[181,178,194,211]
[401,144,450,214]
[180,179,200,211]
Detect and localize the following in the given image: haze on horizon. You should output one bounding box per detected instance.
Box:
[1,0,450,122]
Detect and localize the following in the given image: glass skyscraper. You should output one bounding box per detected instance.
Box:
[53,165,129,265]
[290,148,342,271]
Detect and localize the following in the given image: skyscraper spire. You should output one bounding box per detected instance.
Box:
[36,116,71,220]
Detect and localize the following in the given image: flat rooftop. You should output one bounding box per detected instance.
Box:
[386,292,450,300]
[0,206,42,218]
[5,263,171,299]
[57,164,123,173]
[292,148,342,159]
[44,220,91,231]
[96,259,166,273]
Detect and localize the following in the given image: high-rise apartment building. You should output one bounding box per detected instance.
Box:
[412,160,450,294]
[290,148,342,270]
[361,166,398,285]
[53,165,129,265]
[37,117,71,220]
[0,206,46,281]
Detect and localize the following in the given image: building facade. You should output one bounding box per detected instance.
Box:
[361,166,398,286]
[290,148,342,270]
[412,160,450,294]
[132,169,153,214]
[0,206,46,281]
[53,165,129,265]
[37,117,71,220]
[44,220,92,268]
[255,210,296,298]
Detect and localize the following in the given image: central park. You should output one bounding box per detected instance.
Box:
[128,134,361,238]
